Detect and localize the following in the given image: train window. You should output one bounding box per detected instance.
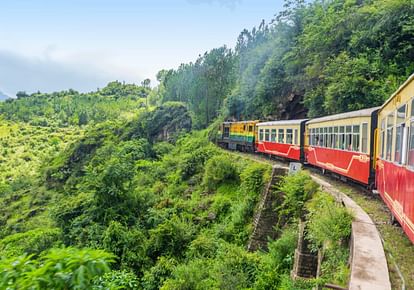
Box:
[294,129,298,145]
[395,106,406,163]
[411,99,414,117]
[408,122,414,167]
[259,129,263,141]
[352,125,360,152]
[333,127,338,149]
[265,129,270,141]
[380,119,385,158]
[224,127,230,138]
[386,112,395,161]
[327,127,332,148]
[361,123,368,153]
[397,105,406,124]
[278,129,284,143]
[249,125,253,132]
[323,127,327,147]
[345,126,352,151]
[271,129,276,142]
[339,126,345,149]
[319,128,324,147]
[243,125,246,131]
[308,129,312,145]
[395,124,404,163]
[286,129,293,144]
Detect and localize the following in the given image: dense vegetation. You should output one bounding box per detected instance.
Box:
[0,91,352,288]
[0,81,150,127]
[5,0,413,287]
[158,0,414,124]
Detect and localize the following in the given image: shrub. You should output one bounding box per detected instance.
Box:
[0,247,114,290]
[0,228,62,257]
[254,226,298,290]
[277,171,319,222]
[142,257,178,290]
[93,270,139,290]
[240,163,271,196]
[202,155,239,191]
[147,215,195,258]
[306,191,353,249]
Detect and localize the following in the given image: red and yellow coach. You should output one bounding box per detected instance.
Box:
[375,73,414,243]
[256,119,307,161]
[305,107,379,186]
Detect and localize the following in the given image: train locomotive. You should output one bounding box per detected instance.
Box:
[217,73,414,244]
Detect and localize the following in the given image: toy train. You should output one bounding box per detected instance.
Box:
[217,73,414,244]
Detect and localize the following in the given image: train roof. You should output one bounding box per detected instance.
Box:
[380,72,414,109]
[257,119,308,126]
[307,107,380,124]
[223,120,259,124]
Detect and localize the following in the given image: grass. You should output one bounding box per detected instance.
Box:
[0,121,83,182]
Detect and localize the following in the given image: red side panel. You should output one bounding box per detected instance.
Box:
[305,146,370,184]
[376,159,414,243]
[256,141,300,161]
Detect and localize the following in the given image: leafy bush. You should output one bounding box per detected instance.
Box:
[306,192,353,249]
[0,247,114,290]
[147,215,196,258]
[254,226,298,290]
[93,270,140,290]
[142,256,178,290]
[306,191,353,286]
[277,171,319,222]
[0,228,62,257]
[202,155,239,191]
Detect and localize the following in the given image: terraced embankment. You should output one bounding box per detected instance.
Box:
[229,151,414,289]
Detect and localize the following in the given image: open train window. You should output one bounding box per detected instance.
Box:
[312,128,316,146]
[249,125,253,132]
[380,119,385,158]
[286,129,293,144]
[271,129,276,142]
[259,129,263,141]
[333,127,338,149]
[265,129,270,141]
[319,128,324,147]
[223,126,230,138]
[408,122,414,168]
[339,126,345,149]
[278,129,284,143]
[352,125,360,152]
[409,99,414,167]
[395,105,407,163]
[386,112,395,161]
[345,126,352,151]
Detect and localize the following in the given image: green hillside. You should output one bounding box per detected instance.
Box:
[1,0,414,288]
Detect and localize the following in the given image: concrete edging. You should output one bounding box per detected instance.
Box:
[310,175,391,290]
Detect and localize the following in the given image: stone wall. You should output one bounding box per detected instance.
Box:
[247,165,287,252]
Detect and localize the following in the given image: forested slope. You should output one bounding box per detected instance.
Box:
[1,0,413,288]
[158,0,414,126]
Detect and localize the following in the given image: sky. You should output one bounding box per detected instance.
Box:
[0,0,284,97]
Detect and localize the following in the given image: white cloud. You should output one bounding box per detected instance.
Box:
[0,49,146,97]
